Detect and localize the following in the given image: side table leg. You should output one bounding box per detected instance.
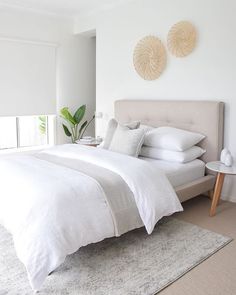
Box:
[208,189,214,199]
[210,172,225,217]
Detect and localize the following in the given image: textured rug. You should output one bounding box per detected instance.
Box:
[0,217,232,295]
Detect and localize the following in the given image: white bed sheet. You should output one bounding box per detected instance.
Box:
[139,157,205,187]
[0,145,182,290]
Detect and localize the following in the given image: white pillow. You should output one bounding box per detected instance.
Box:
[144,126,205,151]
[140,146,206,163]
[109,124,145,157]
[102,119,140,149]
[139,124,154,132]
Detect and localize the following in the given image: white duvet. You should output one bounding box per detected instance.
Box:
[0,144,182,291]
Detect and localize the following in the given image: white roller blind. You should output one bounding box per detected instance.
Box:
[0,39,56,116]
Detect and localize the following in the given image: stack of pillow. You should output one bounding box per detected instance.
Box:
[101,119,206,162]
[140,126,206,163]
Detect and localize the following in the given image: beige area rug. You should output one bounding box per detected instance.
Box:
[0,217,232,295]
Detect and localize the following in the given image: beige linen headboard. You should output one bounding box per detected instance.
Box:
[115,100,224,163]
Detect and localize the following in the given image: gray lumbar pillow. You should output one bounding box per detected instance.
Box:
[109,124,145,157]
[102,118,140,149]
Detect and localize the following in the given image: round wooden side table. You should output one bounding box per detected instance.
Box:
[206,161,236,216]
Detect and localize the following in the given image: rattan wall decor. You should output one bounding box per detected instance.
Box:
[133,35,166,80]
[167,21,197,57]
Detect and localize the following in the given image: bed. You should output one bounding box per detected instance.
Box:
[0,100,224,291]
[115,100,224,201]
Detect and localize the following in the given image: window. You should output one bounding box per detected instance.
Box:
[0,115,55,151]
[0,117,17,149]
[18,116,48,147]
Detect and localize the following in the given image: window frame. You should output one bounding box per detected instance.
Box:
[0,115,55,152]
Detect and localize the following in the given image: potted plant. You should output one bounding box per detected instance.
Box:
[60,105,95,143]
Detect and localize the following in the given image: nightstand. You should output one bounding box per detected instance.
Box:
[206,161,236,216]
[75,140,100,147]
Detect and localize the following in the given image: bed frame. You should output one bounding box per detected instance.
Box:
[115,100,224,203]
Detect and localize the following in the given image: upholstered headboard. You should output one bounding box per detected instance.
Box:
[115,100,224,163]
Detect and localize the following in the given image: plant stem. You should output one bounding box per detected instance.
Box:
[74,125,79,141]
[71,126,76,143]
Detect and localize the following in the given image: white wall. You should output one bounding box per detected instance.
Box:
[0,7,96,144]
[75,0,236,202]
[57,35,96,144]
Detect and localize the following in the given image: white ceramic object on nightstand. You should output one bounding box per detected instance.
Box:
[220,148,229,164]
[225,153,233,167]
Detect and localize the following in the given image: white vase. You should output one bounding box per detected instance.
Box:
[220,148,229,164]
[225,153,233,167]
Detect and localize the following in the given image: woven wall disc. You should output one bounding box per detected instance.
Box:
[167,21,197,57]
[133,36,166,80]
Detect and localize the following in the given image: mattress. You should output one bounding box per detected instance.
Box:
[139,157,206,187]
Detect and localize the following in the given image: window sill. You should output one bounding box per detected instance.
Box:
[0,145,53,156]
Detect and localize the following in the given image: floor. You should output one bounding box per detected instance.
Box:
[160,196,236,295]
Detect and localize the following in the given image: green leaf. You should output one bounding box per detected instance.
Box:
[73,105,86,124]
[39,116,46,122]
[62,124,72,137]
[39,125,45,133]
[79,120,88,134]
[60,107,76,126]
[38,116,46,135]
